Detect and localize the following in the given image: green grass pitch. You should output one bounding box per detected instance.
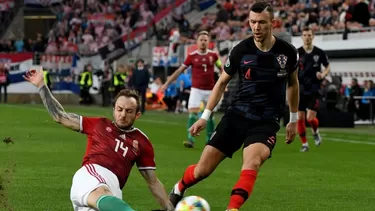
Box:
[0,104,375,211]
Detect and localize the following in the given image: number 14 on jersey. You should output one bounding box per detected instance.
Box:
[114,138,129,157]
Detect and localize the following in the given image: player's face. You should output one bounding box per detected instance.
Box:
[197,35,209,51]
[249,11,274,43]
[302,30,314,45]
[113,96,141,129]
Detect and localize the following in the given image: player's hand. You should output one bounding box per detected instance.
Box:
[285,122,297,144]
[316,72,324,80]
[189,118,207,137]
[23,67,45,88]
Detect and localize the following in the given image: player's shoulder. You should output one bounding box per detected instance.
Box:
[207,49,218,56]
[188,50,199,56]
[82,116,109,123]
[132,128,151,142]
[234,36,253,49]
[313,46,326,54]
[275,37,297,55]
[227,37,253,57]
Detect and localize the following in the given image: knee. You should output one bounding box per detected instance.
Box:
[242,156,263,171]
[86,185,113,208]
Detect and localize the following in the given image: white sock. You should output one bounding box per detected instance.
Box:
[174,183,182,195]
[303,143,309,147]
[312,129,319,135]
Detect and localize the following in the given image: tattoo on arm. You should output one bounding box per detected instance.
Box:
[39,85,80,130]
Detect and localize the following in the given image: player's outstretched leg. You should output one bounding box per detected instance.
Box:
[307,110,321,146]
[226,143,269,210]
[97,195,135,211]
[86,186,135,211]
[169,145,225,206]
[297,111,309,152]
[185,112,198,148]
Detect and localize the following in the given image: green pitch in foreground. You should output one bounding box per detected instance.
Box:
[0,104,375,211]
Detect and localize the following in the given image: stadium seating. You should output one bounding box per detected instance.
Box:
[189,0,375,40]
[44,0,163,54]
[0,0,18,38]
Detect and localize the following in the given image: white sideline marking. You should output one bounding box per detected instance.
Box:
[3,104,375,144]
[279,133,375,146]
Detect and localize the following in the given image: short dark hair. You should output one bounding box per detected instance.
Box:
[302,26,313,33]
[250,1,274,19]
[114,89,141,112]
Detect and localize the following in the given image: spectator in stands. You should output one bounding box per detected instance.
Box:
[358,80,375,120]
[128,59,150,113]
[148,76,162,106]
[0,63,9,103]
[99,64,112,107]
[175,69,191,113]
[79,64,94,105]
[14,37,24,53]
[345,78,363,116]
[163,76,178,112]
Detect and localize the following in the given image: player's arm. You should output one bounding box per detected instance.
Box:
[287,69,300,114]
[204,71,232,112]
[201,46,239,120]
[39,85,80,131]
[321,51,331,78]
[139,170,174,210]
[163,55,192,87]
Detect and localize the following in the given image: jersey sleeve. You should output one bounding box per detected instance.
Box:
[320,50,329,67]
[224,44,241,76]
[182,54,192,67]
[136,140,156,171]
[79,116,101,134]
[289,46,299,73]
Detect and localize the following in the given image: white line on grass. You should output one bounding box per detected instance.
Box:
[3,105,375,144]
[278,133,375,146]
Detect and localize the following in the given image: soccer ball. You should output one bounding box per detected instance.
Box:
[175,196,210,211]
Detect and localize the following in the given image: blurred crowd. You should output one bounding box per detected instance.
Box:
[155,0,375,44]
[318,77,375,121]
[0,33,47,52]
[45,0,174,54]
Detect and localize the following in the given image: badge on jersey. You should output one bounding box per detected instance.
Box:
[277,54,288,69]
[132,140,139,153]
[313,55,319,62]
[277,54,288,77]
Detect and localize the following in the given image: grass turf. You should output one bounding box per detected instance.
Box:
[0,104,374,211]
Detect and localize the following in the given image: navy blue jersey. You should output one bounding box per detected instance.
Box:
[224,36,298,121]
[298,46,329,94]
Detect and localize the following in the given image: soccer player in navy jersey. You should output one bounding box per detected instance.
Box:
[168,2,300,210]
[297,26,330,152]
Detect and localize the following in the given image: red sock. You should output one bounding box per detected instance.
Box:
[297,119,307,144]
[177,165,200,192]
[227,170,258,209]
[308,118,319,133]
